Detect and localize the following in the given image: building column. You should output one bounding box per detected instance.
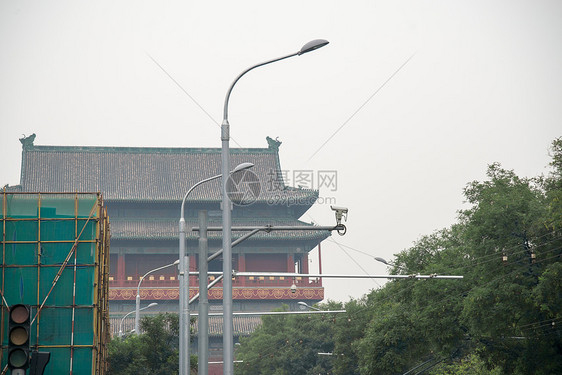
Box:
[302,253,309,273]
[287,253,294,287]
[302,253,309,284]
[287,253,294,272]
[117,252,125,287]
[238,253,246,286]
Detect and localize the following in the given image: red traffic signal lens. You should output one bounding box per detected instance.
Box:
[10,304,30,324]
[9,348,29,368]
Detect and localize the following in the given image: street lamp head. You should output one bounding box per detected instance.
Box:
[173,259,180,265]
[298,39,329,56]
[298,301,320,311]
[147,302,158,308]
[375,257,390,265]
[231,162,254,174]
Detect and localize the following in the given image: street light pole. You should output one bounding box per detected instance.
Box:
[179,174,222,375]
[198,210,209,375]
[221,39,329,375]
[179,163,253,375]
[135,261,179,335]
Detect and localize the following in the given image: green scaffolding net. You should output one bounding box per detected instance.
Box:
[1,192,110,375]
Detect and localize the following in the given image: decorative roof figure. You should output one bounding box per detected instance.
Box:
[19,133,36,150]
[266,136,282,151]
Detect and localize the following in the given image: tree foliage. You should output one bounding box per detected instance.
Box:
[235,303,341,375]
[235,138,562,375]
[108,313,197,375]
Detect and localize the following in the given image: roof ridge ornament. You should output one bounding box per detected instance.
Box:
[266,136,282,151]
[19,133,36,150]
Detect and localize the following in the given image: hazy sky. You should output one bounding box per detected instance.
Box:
[1,1,561,302]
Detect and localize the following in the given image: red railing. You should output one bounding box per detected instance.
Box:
[108,275,322,288]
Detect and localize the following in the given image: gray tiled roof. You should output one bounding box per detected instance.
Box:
[110,217,331,242]
[204,315,262,337]
[20,143,318,206]
[111,315,263,337]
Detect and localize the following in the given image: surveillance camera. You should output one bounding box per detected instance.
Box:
[330,206,348,213]
[290,284,297,294]
[330,206,348,225]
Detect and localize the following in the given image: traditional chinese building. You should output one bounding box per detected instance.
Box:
[12,135,329,351]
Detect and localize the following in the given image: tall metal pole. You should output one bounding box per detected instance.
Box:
[198,210,209,375]
[179,212,188,375]
[179,164,253,375]
[180,176,222,375]
[221,39,329,375]
[220,116,234,375]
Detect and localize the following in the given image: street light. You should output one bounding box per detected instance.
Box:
[179,162,253,375]
[135,260,179,335]
[297,301,321,311]
[120,303,158,338]
[374,257,391,266]
[221,38,329,375]
[375,257,412,275]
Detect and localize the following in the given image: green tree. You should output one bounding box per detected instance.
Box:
[458,162,562,374]
[355,226,469,375]
[543,138,562,231]
[234,137,562,375]
[352,139,562,374]
[235,303,341,375]
[108,313,198,375]
[332,298,370,375]
[430,353,502,375]
[108,333,145,375]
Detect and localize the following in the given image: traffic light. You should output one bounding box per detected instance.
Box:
[8,304,31,371]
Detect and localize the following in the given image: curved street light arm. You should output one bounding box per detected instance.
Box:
[120,310,136,336]
[137,261,179,296]
[180,174,222,220]
[222,38,328,122]
[180,162,254,220]
[135,262,178,335]
[123,303,157,338]
[223,52,298,122]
